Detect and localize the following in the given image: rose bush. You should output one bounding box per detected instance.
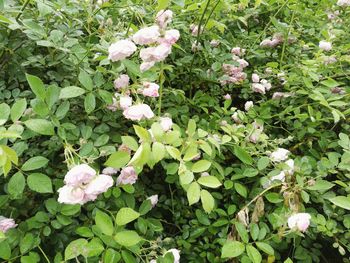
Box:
[0,0,349,262]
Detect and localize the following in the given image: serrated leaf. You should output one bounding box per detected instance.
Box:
[27,173,53,193]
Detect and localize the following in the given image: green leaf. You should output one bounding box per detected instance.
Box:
[78,70,93,91]
[0,103,10,125]
[246,245,262,263]
[265,192,283,203]
[24,119,55,135]
[133,125,151,142]
[26,74,46,101]
[200,189,215,213]
[59,86,86,99]
[152,142,165,163]
[8,172,25,198]
[22,156,49,171]
[197,176,221,188]
[122,60,141,77]
[65,239,88,260]
[84,93,96,114]
[114,231,141,247]
[105,151,130,169]
[192,160,211,173]
[235,222,249,243]
[187,119,197,137]
[257,157,269,170]
[221,241,245,258]
[234,183,247,198]
[85,238,104,257]
[103,248,121,263]
[95,210,114,236]
[256,242,274,256]
[307,180,334,191]
[187,182,201,205]
[329,196,350,210]
[157,0,171,10]
[20,233,34,254]
[27,173,53,193]
[233,145,253,165]
[116,208,140,226]
[10,99,27,122]
[121,136,138,151]
[0,241,11,260]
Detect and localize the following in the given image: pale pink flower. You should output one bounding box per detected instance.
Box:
[64,164,96,187]
[166,249,180,263]
[236,58,249,68]
[231,112,241,124]
[160,29,180,45]
[147,194,159,207]
[132,26,160,45]
[231,47,246,56]
[0,216,17,233]
[190,24,199,36]
[114,74,130,90]
[108,40,137,62]
[272,92,292,99]
[117,166,137,185]
[107,98,118,111]
[270,171,286,183]
[270,148,290,162]
[84,174,114,198]
[260,79,272,91]
[160,117,173,131]
[210,40,220,47]
[102,167,119,175]
[156,9,173,29]
[140,44,172,62]
[252,73,260,83]
[123,104,155,121]
[140,61,156,72]
[245,101,254,111]
[224,94,231,100]
[252,83,266,94]
[57,185,86,205]
[119,95,132,110]
[319,41,332,51]
[142,82,160,97]
[288,213,311,232]
[323,55,337,65]
[337,0,350,6]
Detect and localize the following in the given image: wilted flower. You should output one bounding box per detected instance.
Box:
[160,117,173,131]
[166,249,180,263]
[114,74,130,90]
[319,40,332,51]
[133,26,160,45]
[245,101,254,111]
[142,82,160,97]
[117,166,137,185]
[147,194,159,207]
[156,9,173,29]
[64,164,96,187]
[108,40,137,62]
[0,216,17,233]
[270,148,290,162]
[288,213,311,232]
[123,104,155,121]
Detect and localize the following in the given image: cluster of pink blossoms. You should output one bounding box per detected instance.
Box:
[58,164,114,205]
[251,73,272,95]
[220,47,248,85]
[107,10,179,122]
[0,216,17,233]
[260,33,296,48]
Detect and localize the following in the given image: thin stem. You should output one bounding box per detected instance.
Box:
[157,62,164,116]
[16,0,31,21]
[38,246,51,263]
[280,9,296,68]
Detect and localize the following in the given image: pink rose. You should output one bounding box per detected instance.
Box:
[0,216,17,233]
[119,95,132,110]
[123,104,155,121]
[147,194,159,207]
[190,24,199,36]
[251,83,266,94]
[140,44,172,62]
[260,79,272,91]
[57,185,86,205]
[142,82,160,97]
[288,213,311,232]
[160,29,180,45]
[64,164,96,187]
[319,41,332,51]
[108,40,137,62]
[117,166,138,185]
[114,74,130,89]
[156,9,173,29]
[140,61,155,72]
[210,40,220,47]
[252,73,260,83]
[231,47,246,56]
[84,174,114,198]
[132,26,160,45]
[160,117,173,131]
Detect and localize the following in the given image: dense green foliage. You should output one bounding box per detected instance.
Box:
[0,0,350,262]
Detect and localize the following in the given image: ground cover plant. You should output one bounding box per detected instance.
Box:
[0,0,350,262]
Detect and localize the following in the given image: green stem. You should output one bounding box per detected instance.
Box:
[157,62,164,116]
[280,9,296,68]
[38,246,51,263]
[16,0,31,21]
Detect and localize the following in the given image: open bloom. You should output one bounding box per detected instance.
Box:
[156,9,173,29]
[119,95,132,110]
[147,195,159,207]
[319,41,332,51]
[245,101,254,111]
[285,159,295,175]
[231,47,246,56]
[252,73,260,83]
[270,148,290,162]
[140,61,156,72]
[140,44,172,63]
[252,83,266,94]
[224,94,231,100]
[159,29,180,45]
[117,166,138,185]
[167,249,180,263]
[160,117,173,131]
[64,164,96,187]
[133,26,160,45]
[102,167,119,175]
[108,40,137,62]
[142,82,160,97]
[0,216,17,233]
[58,185,86,205]
[84,174,114,199]
[288,213,311,232]
[123,104,155,121]
[114,74,130,90]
